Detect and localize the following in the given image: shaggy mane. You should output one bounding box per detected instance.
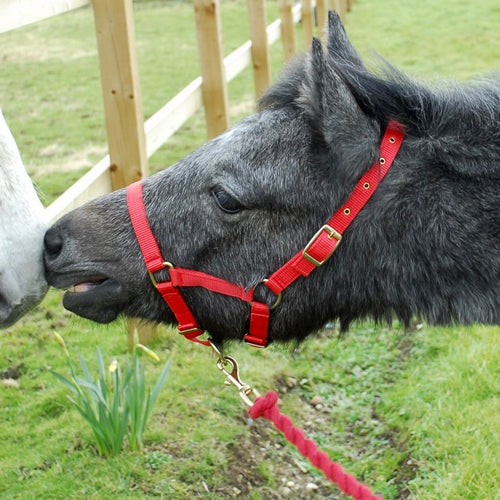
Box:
[260,52,500,178]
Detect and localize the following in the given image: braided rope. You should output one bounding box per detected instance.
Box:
[248,391,383,500]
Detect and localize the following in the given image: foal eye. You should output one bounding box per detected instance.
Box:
[211,187,244,214]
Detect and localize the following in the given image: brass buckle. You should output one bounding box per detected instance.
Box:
[302,224,342,267]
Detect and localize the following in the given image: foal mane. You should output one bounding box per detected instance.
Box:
[260,52,500,178]
[341,62,500,177]
[341,61,499,135]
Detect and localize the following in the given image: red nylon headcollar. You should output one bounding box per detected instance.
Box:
[127,120,405,348]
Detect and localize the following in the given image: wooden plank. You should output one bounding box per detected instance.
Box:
[0,0,89,33]
[194,0,229,139]
[91,0,148,189]
[301,0,315,49]
[278,0,297,62]
[247,0,271,98]
[145,77,203,158]
[316,0,327,34]
[45,155,112,222]
[266,3,301,45]
[91,0,153,347]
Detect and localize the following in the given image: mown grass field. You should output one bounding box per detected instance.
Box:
[1,0,499,498]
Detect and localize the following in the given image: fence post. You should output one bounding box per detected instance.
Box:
[91,0,156,348]
[330,0,346,22]
[278,0,296,62]
[194,0,229,139]
[316,0,327,34]
[246,0,271,98]
[301,0,314,49]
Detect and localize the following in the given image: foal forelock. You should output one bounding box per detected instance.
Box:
[0,109,48,326]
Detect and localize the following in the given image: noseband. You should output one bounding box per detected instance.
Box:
[127,121,405,347]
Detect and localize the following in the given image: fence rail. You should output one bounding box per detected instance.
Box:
[2,0,353,221]
[0,0,90,33]
[44,0,304,221]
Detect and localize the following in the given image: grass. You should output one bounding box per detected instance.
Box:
[0,0,499,498]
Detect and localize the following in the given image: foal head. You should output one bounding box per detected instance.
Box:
[44,13,499,343]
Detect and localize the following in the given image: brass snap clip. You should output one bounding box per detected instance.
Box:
[210,341,260,407]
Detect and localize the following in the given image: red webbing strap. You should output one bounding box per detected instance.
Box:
[167,267,270,347]
[169,268,254,302]
[265,121,405,296]
[127,181,208,345]
[127,181,168,273]
[245,302,270,347]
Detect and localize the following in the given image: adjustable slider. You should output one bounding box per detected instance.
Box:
[302,224,342,267]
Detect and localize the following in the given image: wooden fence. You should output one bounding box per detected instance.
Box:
[1,0,353,344]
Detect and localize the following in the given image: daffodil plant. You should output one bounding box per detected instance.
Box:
[52,332,171,456]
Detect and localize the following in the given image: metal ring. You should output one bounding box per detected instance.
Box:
[389,137,396,144]
[149,262,174,288]
[363,182,370,190]
[344,208,351,216]
[262,279,282,310]
[380,157,386,165]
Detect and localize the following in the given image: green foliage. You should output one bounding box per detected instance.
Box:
[51,335,171,456]
[126,347,172,451]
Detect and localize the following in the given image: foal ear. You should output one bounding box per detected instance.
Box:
[304,32,379,174]
[325,11,364,69]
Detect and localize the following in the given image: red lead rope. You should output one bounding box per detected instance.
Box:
[126,120,405,347]
[250,391,383,500]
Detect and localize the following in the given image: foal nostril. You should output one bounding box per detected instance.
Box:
[44,230,64,260]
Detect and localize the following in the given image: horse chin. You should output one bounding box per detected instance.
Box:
[62,279,128,323]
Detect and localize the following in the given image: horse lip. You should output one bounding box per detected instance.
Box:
[62,278,128,324]
[71,276,109,293]
[45,270,109,291]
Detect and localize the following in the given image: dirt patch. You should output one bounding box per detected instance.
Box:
[0,363,24,380]
[212,414,342,499]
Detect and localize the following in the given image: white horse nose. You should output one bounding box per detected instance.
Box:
[0,268,23,325]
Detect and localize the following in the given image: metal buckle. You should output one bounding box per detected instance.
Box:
[261,279,282,310]
[302,224,342,267]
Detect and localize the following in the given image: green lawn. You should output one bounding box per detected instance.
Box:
[0,1,499,498]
